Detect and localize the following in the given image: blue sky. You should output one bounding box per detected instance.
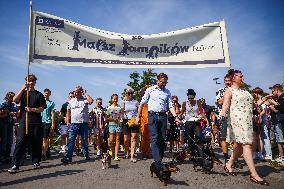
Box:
[0,0,284,110]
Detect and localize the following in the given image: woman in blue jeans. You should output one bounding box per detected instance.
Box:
[254,87,275,161]
[260,102,273,160]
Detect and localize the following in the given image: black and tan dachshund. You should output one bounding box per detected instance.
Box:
[192,143,223,174]
[150,161,180,186]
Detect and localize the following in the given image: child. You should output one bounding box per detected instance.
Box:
[106,94,123,161]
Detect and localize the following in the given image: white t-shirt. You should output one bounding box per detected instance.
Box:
[122,100,139,119]
[184,101,199,121]
[68,97,89,123]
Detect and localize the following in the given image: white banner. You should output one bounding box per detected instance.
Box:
[31,11,230,68]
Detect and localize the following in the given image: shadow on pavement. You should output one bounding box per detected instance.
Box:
[170,179,190,186]
[110,164,119,169]
[241,164,280,177]
[257,164,281,177]
[0,169,84,187]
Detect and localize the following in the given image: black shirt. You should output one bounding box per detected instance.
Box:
[276,93,284,122]
[18,90,46,124]
[276,93,284,113]
[60,102,69,117]
[60,102,69,125]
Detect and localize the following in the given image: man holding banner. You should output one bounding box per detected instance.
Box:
[8,74,46,174]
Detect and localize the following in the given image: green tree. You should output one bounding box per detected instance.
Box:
[54,110,62,127]
[242,82,252,93]
[122,69,157,100]
[140,69,157,88]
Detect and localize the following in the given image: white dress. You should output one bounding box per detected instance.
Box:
[226,87,254,144]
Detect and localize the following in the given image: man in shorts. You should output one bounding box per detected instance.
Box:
[41,89,55,160]
[216,74,232,164]
[59,92,74,154]
[269,84,284,165]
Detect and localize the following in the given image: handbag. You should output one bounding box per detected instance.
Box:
[123,101,138,127]
[127,118,137,127]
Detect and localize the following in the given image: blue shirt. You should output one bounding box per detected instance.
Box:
[0,102,18,123]
[0,102,18,112]
[42,99,55,123]
[140,85,173,112]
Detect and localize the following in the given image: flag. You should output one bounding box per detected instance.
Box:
[31,11,230,68]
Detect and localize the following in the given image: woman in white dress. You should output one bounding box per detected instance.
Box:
[222,69,269,186]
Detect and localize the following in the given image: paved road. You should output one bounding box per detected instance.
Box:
[1,147,284,189]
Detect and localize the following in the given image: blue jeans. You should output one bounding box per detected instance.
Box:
[66,123,89,161]
[275,122,284,143]
[261,123,272,157]
[148,112,167,162]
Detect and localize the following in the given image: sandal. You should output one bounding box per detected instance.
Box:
[125,154,130,159]
[249,175,269,186]
[224,163,237,176]
[131,159,137,163]
[114,157,120,161]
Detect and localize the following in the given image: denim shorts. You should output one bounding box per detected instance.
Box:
[60,124,69,135]
[108,124,122,134]
[275,122,284,143]
[219,119,228,139]
[94,128,104,137]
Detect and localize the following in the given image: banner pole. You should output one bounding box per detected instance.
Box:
[26,0,33,135]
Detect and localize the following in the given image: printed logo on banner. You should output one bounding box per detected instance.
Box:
[35,16,64,28]
[70,31,191,59]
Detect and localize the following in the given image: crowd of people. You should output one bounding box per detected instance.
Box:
[0,71,283,186]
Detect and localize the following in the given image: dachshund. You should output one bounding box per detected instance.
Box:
[150,161,180,186]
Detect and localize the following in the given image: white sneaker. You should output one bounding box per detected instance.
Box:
[136,147,140,153]
[96,150,101,156]
[275,157,284,165]
[59,145,66,154]
[264,155,273,161]
[63,145,68,151]
[59,150,65,154]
